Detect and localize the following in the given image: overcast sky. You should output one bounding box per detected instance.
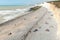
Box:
[0,0,56,5]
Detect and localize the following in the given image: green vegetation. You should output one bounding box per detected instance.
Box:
[29,6,41,11]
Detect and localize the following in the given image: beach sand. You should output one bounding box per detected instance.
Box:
[0,2,59,40]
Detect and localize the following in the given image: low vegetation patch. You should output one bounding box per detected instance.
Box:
[29,6,41,11]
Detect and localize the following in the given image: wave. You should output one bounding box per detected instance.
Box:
[0,7,31,24]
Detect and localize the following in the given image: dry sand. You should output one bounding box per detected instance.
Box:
[0,3,60,40]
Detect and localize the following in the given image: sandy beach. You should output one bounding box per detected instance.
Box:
[0,2,60,40]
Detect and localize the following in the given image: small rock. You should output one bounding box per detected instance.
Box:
[45,29,50,32]
[51,14,53,16]
[33,29,38,32]
[24,18,26,20]
[8,32,12,35]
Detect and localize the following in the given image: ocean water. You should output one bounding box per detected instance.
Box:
[0,5,31,24]
[0,5,31,10]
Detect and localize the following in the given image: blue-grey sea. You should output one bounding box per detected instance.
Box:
[0,5,30,10]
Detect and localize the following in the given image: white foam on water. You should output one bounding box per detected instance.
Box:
[0,7,31,24]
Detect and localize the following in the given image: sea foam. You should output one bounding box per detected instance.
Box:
[0,8,30,24]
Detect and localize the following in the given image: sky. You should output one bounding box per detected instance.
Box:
[0,0,56,5]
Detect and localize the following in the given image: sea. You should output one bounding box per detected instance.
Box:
[0,5,32,24]
[0,5,31,10]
